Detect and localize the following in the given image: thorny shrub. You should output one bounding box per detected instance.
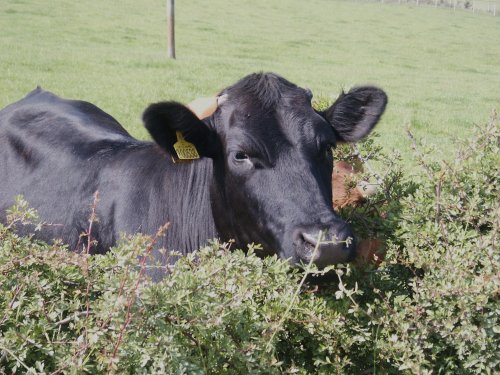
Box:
[0,112,498,374]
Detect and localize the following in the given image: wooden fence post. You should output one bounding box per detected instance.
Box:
[167,0,175,59]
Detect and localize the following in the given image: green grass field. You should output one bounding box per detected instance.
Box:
[1,0,498,164]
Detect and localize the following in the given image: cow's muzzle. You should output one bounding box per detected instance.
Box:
[293,223,356,267]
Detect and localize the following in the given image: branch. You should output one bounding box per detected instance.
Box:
[406,127,434,180]
[54,311,93,327]
[351,144,385,186]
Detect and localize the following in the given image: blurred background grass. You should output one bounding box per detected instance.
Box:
[0,0,498,165]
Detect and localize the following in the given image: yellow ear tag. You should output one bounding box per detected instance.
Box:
[173,131,200,160]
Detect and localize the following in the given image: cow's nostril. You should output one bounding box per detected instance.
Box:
[293,224,357,267]
[301,230,347,248]
[301,232,319,247]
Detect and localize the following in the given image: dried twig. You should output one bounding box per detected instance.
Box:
[107,223,170,373]
[406,127,434,180]
[54,311,93,327]
[351,144,384,186]
[0,345,30,372]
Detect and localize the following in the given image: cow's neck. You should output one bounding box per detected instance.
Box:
[208,159,246,249]
[153,156,218,256]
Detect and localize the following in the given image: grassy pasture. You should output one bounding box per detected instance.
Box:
[0,2,499,372]
[0,0,499,164]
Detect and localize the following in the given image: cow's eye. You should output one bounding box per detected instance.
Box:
[234,151,249,161]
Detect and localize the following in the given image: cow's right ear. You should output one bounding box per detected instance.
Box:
[143,102,219,159]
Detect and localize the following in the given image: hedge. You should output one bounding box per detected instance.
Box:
[0,113,498,374]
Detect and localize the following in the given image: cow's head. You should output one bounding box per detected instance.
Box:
[143,72,387,267]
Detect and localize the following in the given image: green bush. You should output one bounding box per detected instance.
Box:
[0,113,498,374]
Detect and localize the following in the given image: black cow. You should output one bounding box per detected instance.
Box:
[0,73,387,278]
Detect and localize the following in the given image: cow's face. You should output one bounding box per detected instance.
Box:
[143,73,387,267]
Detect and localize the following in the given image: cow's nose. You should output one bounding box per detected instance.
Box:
[293,223,356,267]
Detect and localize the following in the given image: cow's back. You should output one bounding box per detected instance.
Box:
[0,89,140,248]
[0,88,133,152]
[0,89,216,272]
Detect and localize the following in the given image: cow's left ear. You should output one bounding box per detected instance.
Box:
[322,86,387,142]
[143,102,219,158]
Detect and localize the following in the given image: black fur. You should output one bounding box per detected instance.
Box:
[323,86,388,142]
[222,72,301,111]
[0,73,387,278]
[143,101,219,158]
